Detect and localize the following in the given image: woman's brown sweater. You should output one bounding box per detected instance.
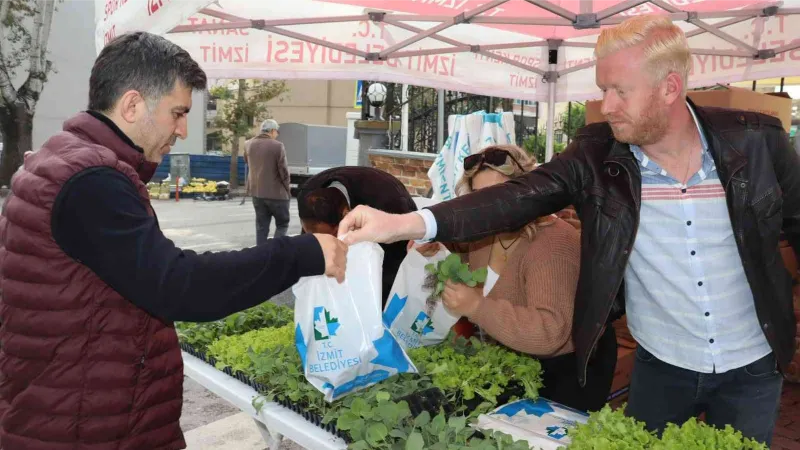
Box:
[459,218,581,357]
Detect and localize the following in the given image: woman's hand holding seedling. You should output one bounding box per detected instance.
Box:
[423,254,488,316]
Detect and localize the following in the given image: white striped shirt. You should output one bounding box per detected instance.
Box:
[624,105,771,374]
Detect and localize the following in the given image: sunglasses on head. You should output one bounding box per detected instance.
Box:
[463,148,525,172]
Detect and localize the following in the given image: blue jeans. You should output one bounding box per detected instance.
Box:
[626,346,783,445]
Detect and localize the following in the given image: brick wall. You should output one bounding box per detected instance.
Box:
[781,240,800,383]
[369,153,433,196]
[790,282,800,383]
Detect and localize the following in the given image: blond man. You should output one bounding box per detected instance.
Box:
[338,15,799,444]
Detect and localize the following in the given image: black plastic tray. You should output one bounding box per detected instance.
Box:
[400,387,454,418]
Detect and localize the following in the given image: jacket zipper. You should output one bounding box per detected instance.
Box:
[581,160,640,386]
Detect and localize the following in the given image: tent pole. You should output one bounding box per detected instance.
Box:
[566,101,572,145]
[402,85,410,151]
[437,89,445,151]
[546,77,556,162]
[545,39,559,163]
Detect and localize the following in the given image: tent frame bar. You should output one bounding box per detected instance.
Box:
[388,41,546,60]
[596,0,649,21]
[650,0,758,54]
[378,0,511,58]
[523,0,577,22]
[197,8,368,59]
[382,18,546,76]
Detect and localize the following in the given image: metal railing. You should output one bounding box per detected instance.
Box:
[359,81,540,154]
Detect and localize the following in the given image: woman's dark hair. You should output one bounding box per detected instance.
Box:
[298,187,349,225]
[89,32,207,112]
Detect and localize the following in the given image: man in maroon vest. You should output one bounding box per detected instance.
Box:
[0,32,346,450]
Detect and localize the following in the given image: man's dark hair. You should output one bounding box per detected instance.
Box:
[89,32,207,112]
[298,187,349,225]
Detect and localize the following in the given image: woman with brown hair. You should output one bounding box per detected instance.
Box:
[414,144,617,412]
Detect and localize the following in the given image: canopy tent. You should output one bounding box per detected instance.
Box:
[95,0,800,160]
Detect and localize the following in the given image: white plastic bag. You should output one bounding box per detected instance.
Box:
[293,242,417,402]
[382,248,461,350]
[427,111,516,202]
[474,398,589,450]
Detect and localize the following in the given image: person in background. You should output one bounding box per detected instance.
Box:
[244,119,291,244]
[338,15,800,445]
[0,32,346,450]
[298,166,417,304]
[414,145,616,412]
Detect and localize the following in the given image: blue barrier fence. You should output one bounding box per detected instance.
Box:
[154,154,246,185]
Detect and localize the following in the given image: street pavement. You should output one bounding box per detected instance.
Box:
[153,197,303,450]
[156,196,303,252]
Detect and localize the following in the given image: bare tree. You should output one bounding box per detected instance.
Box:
[0,0,57,187]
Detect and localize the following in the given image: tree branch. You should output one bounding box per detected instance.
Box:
[0,0,18,106]
[37,0,54,73]
[21,0,55,112]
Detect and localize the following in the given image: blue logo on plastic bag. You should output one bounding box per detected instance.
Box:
[313,306,340,340]
[410,311,435,336]
[546,425,569,440]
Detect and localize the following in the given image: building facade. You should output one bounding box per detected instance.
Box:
[206,79,360,153]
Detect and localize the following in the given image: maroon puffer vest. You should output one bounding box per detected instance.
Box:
[0,113,185,449]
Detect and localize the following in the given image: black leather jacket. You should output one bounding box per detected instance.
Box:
[428,101,800,386]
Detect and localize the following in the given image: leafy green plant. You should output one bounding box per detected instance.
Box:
[336,396,413,448]
[407,413,531,450]
[176,303,293,352]
[334,392,530,450]
[653,418,768,450]
[408,336,542,407]
[522,133,567,164]
[240,331,536,449]
[566,406,770,450]
[181,314,538,449]
[424,254,488,314]
[426,254,489,291]
[249,343,330,414]
[207,323,294,373]
[565,404,661,450]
